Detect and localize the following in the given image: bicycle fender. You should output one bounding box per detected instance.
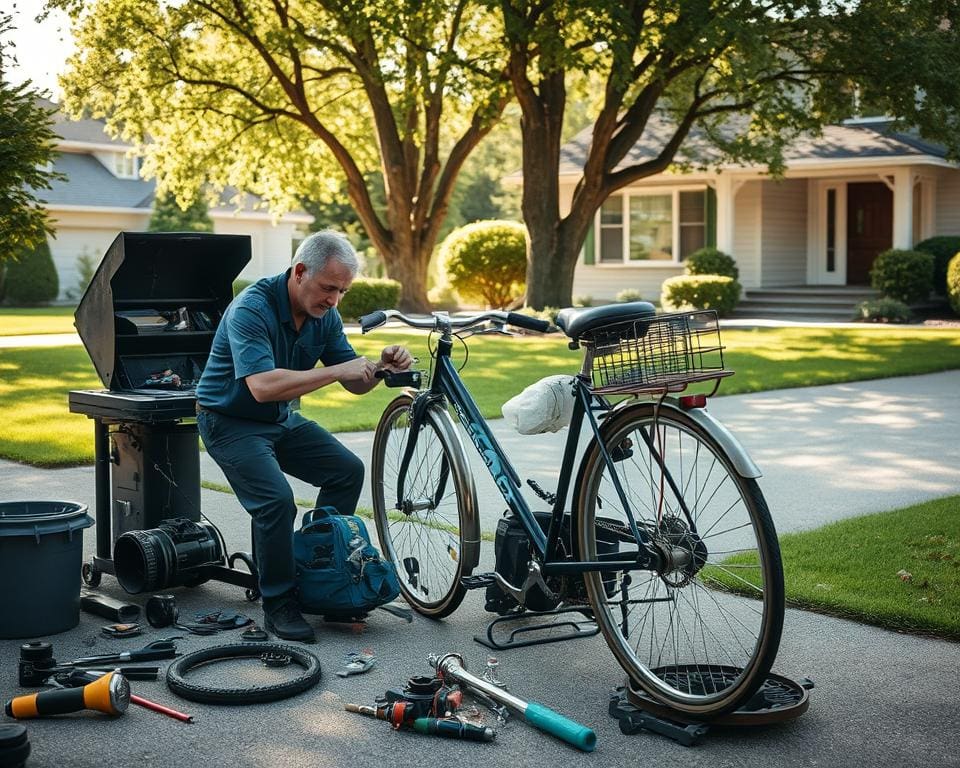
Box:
[602,399,761,479]
[679,403,762,479]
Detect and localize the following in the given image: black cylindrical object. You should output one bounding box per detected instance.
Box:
[0,724,30,768]
[113,518,223,594]
[0,501,94,639]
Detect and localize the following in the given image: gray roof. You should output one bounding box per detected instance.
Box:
[40,152,155,208]
[37,97,130,147]
[558,116,951,176]
[36,98,302,216]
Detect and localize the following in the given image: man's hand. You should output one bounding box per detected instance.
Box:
[338,356,379,384]
[380,345,413,371]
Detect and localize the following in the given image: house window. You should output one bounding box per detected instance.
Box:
[591,188,710,265]
[599,197,624,263]
[629,194,672,260]
[112,153,139,179]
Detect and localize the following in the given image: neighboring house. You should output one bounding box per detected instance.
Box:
[37,99,313,301]
[554,117,960,302]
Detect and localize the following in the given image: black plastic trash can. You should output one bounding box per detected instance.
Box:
[0,501,94,639]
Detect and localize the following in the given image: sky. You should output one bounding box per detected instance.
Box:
[4,0,77,99]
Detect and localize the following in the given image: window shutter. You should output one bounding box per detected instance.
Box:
[582,220,595,265]
[705,187,717,248]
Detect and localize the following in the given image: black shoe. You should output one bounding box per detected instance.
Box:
[263,598,316,642]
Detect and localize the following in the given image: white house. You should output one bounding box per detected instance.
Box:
[37,99,313,301]
[555,117,960,304]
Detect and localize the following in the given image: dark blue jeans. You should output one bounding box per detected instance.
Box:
[197,409,364,601]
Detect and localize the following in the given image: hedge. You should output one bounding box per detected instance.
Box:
[914,236,960,297]
[3,239,59,305]
[438,220,527,308]
[947,253,960,316]
[684,247,739,280]
[869,249,934,304]
[660,274,741,316]
[337,277,401,321]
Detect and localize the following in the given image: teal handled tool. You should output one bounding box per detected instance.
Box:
[429,652,596,752]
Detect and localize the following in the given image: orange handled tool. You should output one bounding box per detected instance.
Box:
[4,671,130,719]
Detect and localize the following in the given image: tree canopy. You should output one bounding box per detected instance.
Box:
[0,12,63,265]
[55,0,511,310]
[499,0,960,308]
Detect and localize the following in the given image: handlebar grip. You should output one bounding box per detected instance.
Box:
[374,369,387,379]
[359,311,387,333]
[506,312,552,333]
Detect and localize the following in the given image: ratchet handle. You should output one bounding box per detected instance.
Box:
[524,701,596,752]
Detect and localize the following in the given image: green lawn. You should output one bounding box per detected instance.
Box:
[717,496,960,639]
[1,325,959,466]
[0,307,78,335]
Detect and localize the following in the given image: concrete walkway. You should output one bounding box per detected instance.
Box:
[1,365,959,766]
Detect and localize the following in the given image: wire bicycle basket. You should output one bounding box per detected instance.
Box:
[582,310,733,395]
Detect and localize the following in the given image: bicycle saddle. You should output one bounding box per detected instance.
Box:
[555,301,656,340]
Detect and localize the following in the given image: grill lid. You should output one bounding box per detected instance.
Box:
[75,232,251,391]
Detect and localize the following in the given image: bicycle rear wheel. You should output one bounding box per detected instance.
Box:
[575,402,784,719]
[371,395,479,619]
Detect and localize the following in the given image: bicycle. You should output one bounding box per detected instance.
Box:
[361,302,784,720]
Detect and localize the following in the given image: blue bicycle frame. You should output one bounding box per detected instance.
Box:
[396,329,662,577]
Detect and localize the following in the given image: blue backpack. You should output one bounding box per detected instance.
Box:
[294,506,401,621]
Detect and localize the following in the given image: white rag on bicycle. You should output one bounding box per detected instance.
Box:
[501,375,576,434]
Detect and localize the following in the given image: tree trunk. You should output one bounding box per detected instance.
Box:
[525,219,579,309]
[381,244,432,313]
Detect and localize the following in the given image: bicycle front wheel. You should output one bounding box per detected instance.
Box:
[575,402,784,719]
[371,395,479,619]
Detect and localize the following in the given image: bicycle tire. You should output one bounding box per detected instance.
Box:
[165,643,322,704]
[575,402,784,719]
[371,395,479,619]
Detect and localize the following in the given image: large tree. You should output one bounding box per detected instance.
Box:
[0,12,62,265]
[55,0,510,310]
[500,1,960,309]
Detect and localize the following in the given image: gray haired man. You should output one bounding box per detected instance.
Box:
[196,230,412,641]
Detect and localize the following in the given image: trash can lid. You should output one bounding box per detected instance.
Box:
[0,501,93,537]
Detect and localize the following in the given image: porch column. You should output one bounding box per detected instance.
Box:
[891,167,914,249]
[714,174,736,255]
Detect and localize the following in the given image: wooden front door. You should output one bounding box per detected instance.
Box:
[846,182,892,285]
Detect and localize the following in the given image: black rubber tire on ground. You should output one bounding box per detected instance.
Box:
[165,643,322,705]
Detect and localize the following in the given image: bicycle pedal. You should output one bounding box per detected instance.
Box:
[460,573,498,590]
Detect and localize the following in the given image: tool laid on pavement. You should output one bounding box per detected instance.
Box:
[430,652,596,752]
[5,671,130,719]
[70,638,180,666]
[64,669,193,724]
[17,642,159,687]
[345,703,495,742]
[80,593,141,623]
[336,651,376,678]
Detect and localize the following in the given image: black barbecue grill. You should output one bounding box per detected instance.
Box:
[68,231,259,596]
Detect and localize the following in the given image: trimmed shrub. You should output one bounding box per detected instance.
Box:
[615,288,644,303]
[516,306,561,325]
[914,236,960,297]
[869,249,933,304]
[660,274,741,316]
[337,277,401,321]
[684,247,739,280]
[947,253,960,316]
[4,239,59,305]
[854,297,912,324]
[438,220,527,308]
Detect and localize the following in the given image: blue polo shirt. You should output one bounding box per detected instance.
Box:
[196,269,357,424]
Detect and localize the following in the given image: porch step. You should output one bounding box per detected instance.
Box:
[732,286,880,321]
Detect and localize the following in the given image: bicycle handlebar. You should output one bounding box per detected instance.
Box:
[359,309,552,335]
